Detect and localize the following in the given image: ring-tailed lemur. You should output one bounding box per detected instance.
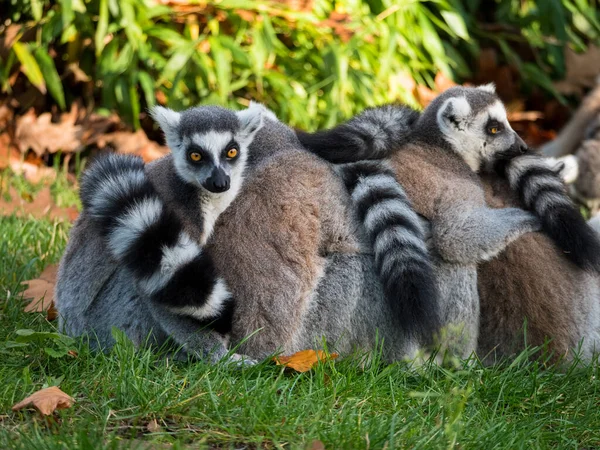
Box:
[57,102,439,360]
[57,87,600,365]
[56,103,264,362]
[290,85,600,362]
[299,85,600,271]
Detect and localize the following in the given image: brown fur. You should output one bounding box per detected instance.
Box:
[477,174,600,363]
[207,149,358,356]
[387,143,485,219]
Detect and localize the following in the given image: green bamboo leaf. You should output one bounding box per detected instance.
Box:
[34,48,66,109]
[95,0,109,56]
[30,0,43,21]
[137,71,155,108]
[12,42,46,94]
[62,0,74,23]
[440,11,469,40]
[129,82,141,129]
[210,38,232,102]
[159,46,194,84]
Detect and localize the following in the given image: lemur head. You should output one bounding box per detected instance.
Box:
[417,84,528,172]
[151,103,265,193]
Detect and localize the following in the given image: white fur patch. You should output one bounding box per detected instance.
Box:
[170,278,231,320]
[486,101,509,124]
[200,177,242,244]
[88,170,147,217]
[108,197,163,259]
[236,104,264,146]
[477,83,496,94]
[546,155,579,184]
[249,101,279,122]
[151,106,182,150]
[160,232,201,275]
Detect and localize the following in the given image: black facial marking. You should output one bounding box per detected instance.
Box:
[485,119,503,136]
[186,144,210,165]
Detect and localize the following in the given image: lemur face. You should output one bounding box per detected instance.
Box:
[151,104,264,193]
[433,85,528,172]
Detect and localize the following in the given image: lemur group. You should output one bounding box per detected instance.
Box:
[55,84,600,366]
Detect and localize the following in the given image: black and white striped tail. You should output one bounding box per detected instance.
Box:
[297,104,419,163]
[339,161,441,342]
[507,154,600,272]
[79,154,233,334]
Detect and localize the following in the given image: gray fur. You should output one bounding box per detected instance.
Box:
[56,88,600,366]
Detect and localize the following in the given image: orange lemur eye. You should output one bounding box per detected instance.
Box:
[226,148,238,159]
[490,127,498,134]
[189,152,202,162]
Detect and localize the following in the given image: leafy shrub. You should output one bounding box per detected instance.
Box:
[2,0,599,130]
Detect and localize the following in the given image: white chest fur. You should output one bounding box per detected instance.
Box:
[199,172,244,245]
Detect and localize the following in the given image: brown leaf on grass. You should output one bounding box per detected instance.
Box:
[0,132,20,170]
[146,418,161,433]
[15,109,83,156]
[310,440,326,450]
[22,264,58,316]
[9,160,57,184]
[12,386,74,416]
[0,186,78,221]
[274,349,338,373]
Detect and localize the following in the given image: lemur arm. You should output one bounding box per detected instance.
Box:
[431,199,541,264]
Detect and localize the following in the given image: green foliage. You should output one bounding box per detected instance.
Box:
[4,1,600,130]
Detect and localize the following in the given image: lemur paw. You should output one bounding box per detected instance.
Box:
[222,352,258,368]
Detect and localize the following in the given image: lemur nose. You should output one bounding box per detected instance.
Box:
[515,135,528,154]
[212,178,230,192]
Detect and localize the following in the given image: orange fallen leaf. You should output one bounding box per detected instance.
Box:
[12,386,74,415]
[22,264,58,317]
[274,349,338,373]
[310,440,326,450]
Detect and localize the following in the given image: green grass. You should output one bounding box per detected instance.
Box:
[1,205,600,448]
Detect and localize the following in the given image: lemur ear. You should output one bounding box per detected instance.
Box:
[438,96,472,131]
[477,83,496,94]
[150,106,181,148]
[236,103,265,144]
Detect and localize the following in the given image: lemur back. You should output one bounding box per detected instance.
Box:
[296,85,600,361]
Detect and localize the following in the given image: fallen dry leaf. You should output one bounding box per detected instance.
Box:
[22,264,58,316]
[12,386,74,416]
[15,109,83,156]
[310,440,326,450]
[0,186,78,221]
[146,418,161,433]
[274,349,338,373]
[95,130,169,162]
